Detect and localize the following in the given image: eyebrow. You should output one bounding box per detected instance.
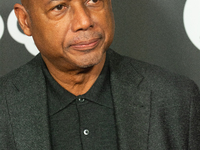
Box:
[46,0,65,5]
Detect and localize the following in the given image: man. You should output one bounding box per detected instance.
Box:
[0,0,200,149]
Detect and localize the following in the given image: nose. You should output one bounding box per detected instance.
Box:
[71,5,94,32]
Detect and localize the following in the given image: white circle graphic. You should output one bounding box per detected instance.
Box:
[0,15,4,40]
[7,10,39,56]
[183,0,200,50]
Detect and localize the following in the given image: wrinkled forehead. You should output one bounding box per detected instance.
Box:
[21,0,112,6]
[20,0,113,13]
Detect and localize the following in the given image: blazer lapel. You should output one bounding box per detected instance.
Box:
[6,55,51,149]
[5,50,151,149]
[108,50,151,150]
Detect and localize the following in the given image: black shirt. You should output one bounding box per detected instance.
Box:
[42,58,118,150]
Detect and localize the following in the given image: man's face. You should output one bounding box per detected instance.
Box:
[19,0,115,70]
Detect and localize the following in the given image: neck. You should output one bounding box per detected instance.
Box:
[42,55,106,96]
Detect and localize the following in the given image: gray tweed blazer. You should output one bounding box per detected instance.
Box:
[0,49,200,150]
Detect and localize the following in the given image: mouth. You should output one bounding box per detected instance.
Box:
[69,38,101,51]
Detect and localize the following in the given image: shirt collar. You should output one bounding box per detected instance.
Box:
[80,57,112,108]
[42,55,113,116]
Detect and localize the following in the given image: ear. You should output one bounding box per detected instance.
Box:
[14,3,32,36]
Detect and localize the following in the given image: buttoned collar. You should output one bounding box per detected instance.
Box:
[42,56,113,116]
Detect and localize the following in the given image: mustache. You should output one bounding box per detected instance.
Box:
[68,32,102,46]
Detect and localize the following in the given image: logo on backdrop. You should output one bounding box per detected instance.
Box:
[0,15,4,40]
[183,0,200,50]
[7,10,39,56]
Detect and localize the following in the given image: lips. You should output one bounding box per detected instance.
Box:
[70,38,100,51]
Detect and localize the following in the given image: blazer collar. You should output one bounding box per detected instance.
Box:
[108,49,151,150]
[6,54,51,149]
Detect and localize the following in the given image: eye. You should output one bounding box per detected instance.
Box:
[53,4,66,11]
[86,0,99,5]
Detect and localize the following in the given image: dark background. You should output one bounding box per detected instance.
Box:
[1,0,200,87]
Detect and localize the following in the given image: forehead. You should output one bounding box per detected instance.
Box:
[23,0,111,6]
[22,0,112,13]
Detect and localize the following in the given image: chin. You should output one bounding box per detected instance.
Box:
[74,52,105,69]
[75,59,101,69]
[77,63,97,69]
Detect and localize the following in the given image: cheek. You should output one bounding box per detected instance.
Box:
[31,19,71,54]
[98,11,115,46]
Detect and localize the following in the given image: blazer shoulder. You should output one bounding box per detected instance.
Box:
[0,54,43,90]
[107,49,199,97]
[131,58,198,94]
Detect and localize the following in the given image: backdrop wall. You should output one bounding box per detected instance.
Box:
[1,0,200,87]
